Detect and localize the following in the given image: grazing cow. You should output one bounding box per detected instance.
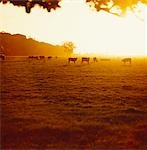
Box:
[0,54,6,60]
[28,56,39,60]
[68,57,77,64]
[93,57,98,62]
[48,56,52,59]
[39,56,45,62]
[82,57,90,64]
[122,58,131,64]
[33,56,39,60]
[39,56,45,59]
[28,56,32,59]
[28,56,34,60]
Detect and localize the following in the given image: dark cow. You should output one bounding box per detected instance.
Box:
[39,56,45,59]
[48,56,52,59]
[0,54,6,60]
[122,58,131,64]
[93,57,98,62]
[39,56,45,62]
[28,56,34,60]
[34,56,39,60]
[68,57,78,64]
[82,57,90,64]
[28,56,39,61]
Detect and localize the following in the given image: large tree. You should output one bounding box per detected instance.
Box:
[63,41,76,56]
[0,0,146,15]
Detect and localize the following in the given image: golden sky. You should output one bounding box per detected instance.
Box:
[0,0,147,56]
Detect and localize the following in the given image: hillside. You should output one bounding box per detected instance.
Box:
[0,32,69,56]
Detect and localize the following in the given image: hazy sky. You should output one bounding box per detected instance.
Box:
[0,0,147,56]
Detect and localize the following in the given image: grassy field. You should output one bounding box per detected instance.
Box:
[1,57,147,149]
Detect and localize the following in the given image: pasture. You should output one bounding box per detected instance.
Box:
[1,57,147,149]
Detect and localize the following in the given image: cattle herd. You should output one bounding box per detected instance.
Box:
[28,56,53,60]
[0,54,132,64]
[27,56,132,64]
[0,53,133,64]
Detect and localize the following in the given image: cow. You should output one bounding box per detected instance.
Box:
[0,54,6,60]
[68,57,78,64]
[33,56,39,60]
[122,58,131,64]
[38,56,45,62]
[82,57,90,64]
[28,56,38,59]
[39,56,45,59]
[28,56,34,60]
[48,56,52,59]
[93,57,98,62]
[28,56,39,61]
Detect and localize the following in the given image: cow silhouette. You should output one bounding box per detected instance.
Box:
[68,57,77,64]
[93,57,98,62]
[48,56,52,59]
[82,57,90,64]
[0,54,6,60]
[122,58,131,64]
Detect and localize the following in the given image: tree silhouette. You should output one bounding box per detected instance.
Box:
[63,41,76,56]
[0,0,146,15]
[86,0,147,16]
[0,0,61,13]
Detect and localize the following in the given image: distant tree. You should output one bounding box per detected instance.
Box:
[63,41,76,56]
[0,0,146,15]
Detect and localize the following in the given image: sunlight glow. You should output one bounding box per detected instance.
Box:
[0,0,146,56]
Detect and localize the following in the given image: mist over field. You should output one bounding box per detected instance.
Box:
[1,57,147,149]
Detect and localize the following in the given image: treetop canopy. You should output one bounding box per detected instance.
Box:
[0,0,146,15]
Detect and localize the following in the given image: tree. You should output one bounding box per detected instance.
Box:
[0,0,61,13]
[0,0,146,15]
[63,41,76,56]
[86,0,147,16]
